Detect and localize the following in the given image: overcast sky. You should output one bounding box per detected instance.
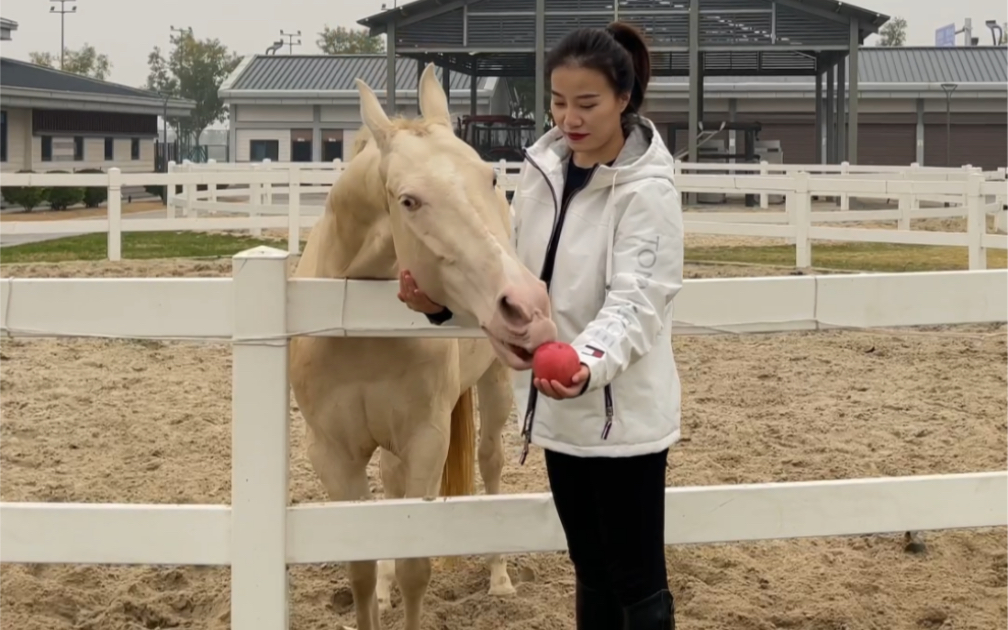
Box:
[0,0,1004,90]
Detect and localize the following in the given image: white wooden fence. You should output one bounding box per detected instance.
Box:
[1,253,1006,628]
[1,162,1006,269]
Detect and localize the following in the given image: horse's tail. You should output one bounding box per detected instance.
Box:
[440,386,476,498]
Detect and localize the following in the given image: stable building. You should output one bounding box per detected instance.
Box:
[217,54,512,163]
[648,46,1008,171]
[1,28,194,174]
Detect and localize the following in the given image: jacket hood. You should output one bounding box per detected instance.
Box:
[523,116,677,193]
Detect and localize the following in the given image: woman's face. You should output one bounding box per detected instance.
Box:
[550,64,629,155]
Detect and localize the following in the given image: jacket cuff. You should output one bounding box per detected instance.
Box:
[574,348,607,393]
[424,306,454,326]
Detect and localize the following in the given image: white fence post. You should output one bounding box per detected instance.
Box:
[250,163,263,238]
[287,166,301,255]
[792,172,811,268]
[897,170,912,231]
[966,173,986,271]
[207,158,218,213]
[182,159,194,218]
[839,161,850,210]
[107,168,122,262]
[759,160,769,209]
[166,161,177,219]
[230,245,290,630]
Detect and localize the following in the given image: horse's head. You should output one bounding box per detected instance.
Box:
[354,63,556,370]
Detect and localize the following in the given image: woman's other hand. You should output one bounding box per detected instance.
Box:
[397,269,447,315]
[534,364,590,399]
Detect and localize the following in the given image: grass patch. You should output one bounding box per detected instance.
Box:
[685,242,1008,273]
[1,231,291,264]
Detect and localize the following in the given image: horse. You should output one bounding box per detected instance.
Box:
[288,63,557,630]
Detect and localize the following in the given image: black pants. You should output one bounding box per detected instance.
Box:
[544,447,670,606]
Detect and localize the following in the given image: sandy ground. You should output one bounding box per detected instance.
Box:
[0,258,1006,630]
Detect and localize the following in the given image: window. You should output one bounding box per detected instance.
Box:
[130,138,140,160]
[74,136,84,160]
[321,129,343,162]
[105,137,114,160]
[41,136,52,161]
[249,139,279,162]
[0,111,6,162]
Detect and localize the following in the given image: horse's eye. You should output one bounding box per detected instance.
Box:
[492,175,498,188]
[400,195,420,211]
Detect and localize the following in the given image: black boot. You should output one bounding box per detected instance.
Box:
[575,579,624,630]
[622,589,675,630]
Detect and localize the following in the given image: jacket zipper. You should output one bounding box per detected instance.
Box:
[518,149,616,464]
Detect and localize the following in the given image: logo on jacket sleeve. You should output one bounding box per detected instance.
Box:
[582,344,606,358]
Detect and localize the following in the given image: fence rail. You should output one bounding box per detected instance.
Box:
[2,161,1006,269]
[1,255,1006,628]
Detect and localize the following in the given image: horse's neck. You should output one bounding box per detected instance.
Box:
[310,188,398,281]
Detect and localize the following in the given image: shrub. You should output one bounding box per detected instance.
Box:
[76,168,108,208]
[44,170,85,210]
[0,169,47,212]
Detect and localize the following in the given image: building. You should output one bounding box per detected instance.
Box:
[217,54,512,163]
[0,20,195,175]
[1,17,17,40]
[648,46,1008,170]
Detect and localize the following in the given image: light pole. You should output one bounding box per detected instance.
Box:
[49,0,76,70]
[280,30,301,54]
[984,20,1004,45]
[940,83,957,167]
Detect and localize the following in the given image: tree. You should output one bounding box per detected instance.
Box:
[145,28,241,148]
[317,25,385,54]
[876,16,907,47]
[28,43,111,79]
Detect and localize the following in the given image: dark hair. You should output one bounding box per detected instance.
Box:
[545,21,652,129]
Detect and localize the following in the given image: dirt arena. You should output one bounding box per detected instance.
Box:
[1,257,1005,630]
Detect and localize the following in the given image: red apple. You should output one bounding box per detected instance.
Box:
[532,341,581,387]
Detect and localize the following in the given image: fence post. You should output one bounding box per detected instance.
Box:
[250,163,263,238]
[897,170,911,231]
[966,173,986,271]
[208,158,218,212]
[759,160,768,209]
[263,158,274,207]
[793,172,811,268]
[166,160,177,220]
[182,159,194,218]
[230,245,290,630]
[107,168,122,262]
[287,166,301,255]
[839,161,850,210]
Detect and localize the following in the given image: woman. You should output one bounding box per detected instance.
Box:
[398,21,684,630]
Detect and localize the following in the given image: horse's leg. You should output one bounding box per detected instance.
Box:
[375,449,406,614]
[475,359,518,597]
[306,428,381,630]
[395,422,452,630]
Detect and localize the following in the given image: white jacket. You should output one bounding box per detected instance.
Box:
[510,117,685,459]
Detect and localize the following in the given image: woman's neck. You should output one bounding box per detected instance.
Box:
[571,126,627,168]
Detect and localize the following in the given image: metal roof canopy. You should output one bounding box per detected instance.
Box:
[358,0,890,165]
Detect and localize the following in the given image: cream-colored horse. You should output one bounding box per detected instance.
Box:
[289,64,556,630]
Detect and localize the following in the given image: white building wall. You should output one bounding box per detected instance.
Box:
[235,129,292,162]
[2,107,157,173]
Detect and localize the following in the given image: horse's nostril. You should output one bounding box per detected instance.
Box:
[499,295,522,322]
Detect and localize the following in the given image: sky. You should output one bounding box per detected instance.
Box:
[0,0,1005,91]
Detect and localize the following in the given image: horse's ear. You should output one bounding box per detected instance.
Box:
[418,63,451,127]
[355,78,393,150]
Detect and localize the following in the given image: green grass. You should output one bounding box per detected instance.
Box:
[2,231,1006,273]
[685,242,1008,273]
[1,231,294,264]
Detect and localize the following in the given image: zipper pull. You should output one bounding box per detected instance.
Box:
[601,385,614,440]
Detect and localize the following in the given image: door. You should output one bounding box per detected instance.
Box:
[857,123,916,166]
[290,129,313,162]
[322,129,344,162]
